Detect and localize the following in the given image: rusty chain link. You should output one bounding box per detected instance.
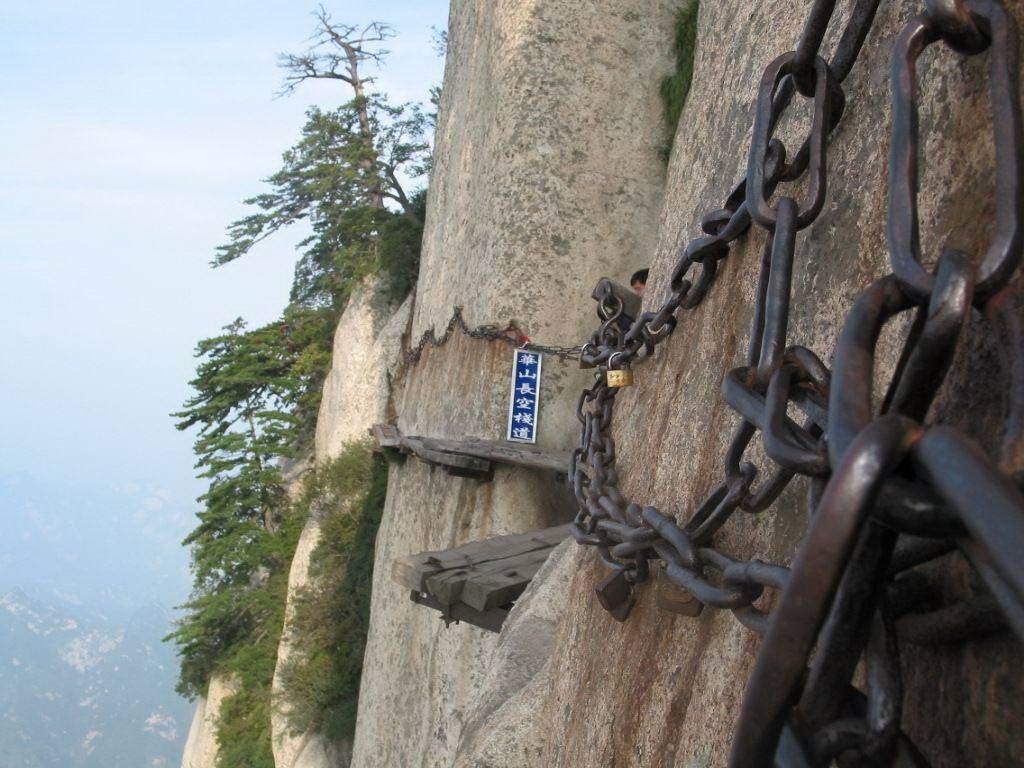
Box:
[397,306,582,379]
[568,1,1024,765]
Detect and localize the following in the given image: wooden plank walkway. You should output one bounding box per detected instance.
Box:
[392,524,571,632]
[371,423,570,479]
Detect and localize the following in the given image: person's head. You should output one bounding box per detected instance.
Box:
[630,268,649,297]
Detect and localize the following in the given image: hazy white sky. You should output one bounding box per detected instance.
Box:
[0,0,448,604]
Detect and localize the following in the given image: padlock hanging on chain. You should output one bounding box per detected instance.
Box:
[607,368,634,387]
[606,352,634,388]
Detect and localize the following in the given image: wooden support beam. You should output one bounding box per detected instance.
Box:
[415,436,569,474]
[424,546,553,608]
[394,526,571,633]
[392,524,571,593]
[459,547,555,611]
[371,423,403,449]
[370,423,570,475]
[403,437,493,479]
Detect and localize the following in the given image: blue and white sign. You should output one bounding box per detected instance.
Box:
[506,349,542,443]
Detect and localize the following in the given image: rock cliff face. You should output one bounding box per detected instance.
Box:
[350,0,676,766]
[179,276,408,768]
[183,0,1024,764]
[180,674,238,768]
[411,0,677,344]
[271,275,408,768]
[353,0,1024,767]
[314,277,411,463]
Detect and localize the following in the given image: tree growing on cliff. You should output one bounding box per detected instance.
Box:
[169,11,439,766]
[214,7,432,308]
[168,317,313,696]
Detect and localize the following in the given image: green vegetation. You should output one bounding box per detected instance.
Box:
[660,1,699,140]
[213,98,430,308]
[168,9,435,766]
[204,560,297,768]
[168,316,324,697]
[277,442,388,740]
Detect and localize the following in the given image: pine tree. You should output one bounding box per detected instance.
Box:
[168,12,436,762]
[169,319,301,696]
[214,9,433,309]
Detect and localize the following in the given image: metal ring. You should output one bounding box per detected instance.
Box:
[925,0,990,54]
[747,54,845,230]
[888,4,1023,305]
[646,316,674,338]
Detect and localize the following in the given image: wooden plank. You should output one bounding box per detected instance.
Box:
[422,529,568,605]
[414,436,569,474]
[370,424,568,474]
[390,524,572,592]
[410,591,509,633]
[392,553,467,593]
[425,546,554,607]
[460,547,555,611]
[403,437,493,476]
[423,564,473,606]
[371,423,403,449]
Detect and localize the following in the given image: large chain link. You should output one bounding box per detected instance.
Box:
[569,1,1024,765]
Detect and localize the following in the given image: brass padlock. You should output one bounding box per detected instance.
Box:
[606,352,634,387]
[607,367,634,387]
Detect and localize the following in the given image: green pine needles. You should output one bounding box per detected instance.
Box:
[214,98,430,309]
[169,318,321,701]
[660,1,700,140]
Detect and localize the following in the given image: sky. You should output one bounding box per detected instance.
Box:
[0,0,449,608]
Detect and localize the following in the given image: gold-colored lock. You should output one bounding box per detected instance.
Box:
[607,367,634,387]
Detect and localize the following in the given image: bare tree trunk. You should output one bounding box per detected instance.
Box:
[347,50,385,209]
[247,414,278,533]
[277,15,412,211]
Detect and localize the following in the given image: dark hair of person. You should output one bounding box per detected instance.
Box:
[630,268,649,286]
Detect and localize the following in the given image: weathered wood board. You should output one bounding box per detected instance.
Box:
[371,423,403,449]
[393,524,571,593]
[403,437,493,478]
[425,547,554,608]
[370,424,570,475]
[418,436,569,473]
[459,547,555,611]
[393,524,571,632]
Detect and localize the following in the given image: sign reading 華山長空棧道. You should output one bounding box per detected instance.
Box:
[506,349,541,443]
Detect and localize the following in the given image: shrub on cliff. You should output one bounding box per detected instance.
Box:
[660,1,699,144]
[276,441,387,741]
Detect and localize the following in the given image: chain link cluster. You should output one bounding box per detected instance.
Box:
[569,1,1024,765]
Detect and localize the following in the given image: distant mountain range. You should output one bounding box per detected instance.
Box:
[0,472,196,766]
[0,586,191,767]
